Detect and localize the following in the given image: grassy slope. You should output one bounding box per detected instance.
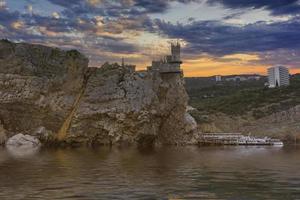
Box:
[186,75,300,120]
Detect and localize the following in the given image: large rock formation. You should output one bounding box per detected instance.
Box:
[0,40,197,146]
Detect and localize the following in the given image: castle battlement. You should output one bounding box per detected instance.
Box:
[148,42,182,74]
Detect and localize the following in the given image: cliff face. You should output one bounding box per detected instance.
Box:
[0,40,197,146]
[0,40,88,138]
[197,106,300,142]
[67,65,197,145]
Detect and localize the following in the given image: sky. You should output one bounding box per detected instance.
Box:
[1,0,300,77]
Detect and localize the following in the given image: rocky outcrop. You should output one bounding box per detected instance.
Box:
[0,40,197,146]
[0,39,88,139]
[6,134,41,157]
[6,133,41,148]
[65,64,197,145]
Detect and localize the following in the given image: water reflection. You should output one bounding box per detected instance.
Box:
[6,145,40,158]
[0,146,300,199]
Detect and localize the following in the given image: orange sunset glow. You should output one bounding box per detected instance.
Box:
[1,0,300,76]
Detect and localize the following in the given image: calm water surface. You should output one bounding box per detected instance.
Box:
[0,146,300,200]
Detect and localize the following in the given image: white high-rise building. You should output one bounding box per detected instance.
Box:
[215,75,222,82]
[267,66,290,88]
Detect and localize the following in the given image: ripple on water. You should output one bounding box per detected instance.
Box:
[0,146,300,199]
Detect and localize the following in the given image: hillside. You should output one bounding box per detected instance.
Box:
[185,74,300,142]
[186,74,300,117]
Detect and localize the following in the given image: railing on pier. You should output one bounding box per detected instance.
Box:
[199,133,243,145]
[199,133,284,146]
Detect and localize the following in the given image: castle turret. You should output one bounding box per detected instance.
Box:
[148,42,182,74]
[121,58,125,67]
[171,42,182,64]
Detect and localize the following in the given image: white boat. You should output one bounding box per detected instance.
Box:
[268,139,284,146]
[200,133,284,146]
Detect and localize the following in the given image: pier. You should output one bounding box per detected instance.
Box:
[199,133,283,146]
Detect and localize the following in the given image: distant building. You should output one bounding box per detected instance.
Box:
[215,75,222,82]
[267,66,290,88]
[147,42,182,74]
[225,76,246,82]
[223,75,261,82]
[246,75,261,81]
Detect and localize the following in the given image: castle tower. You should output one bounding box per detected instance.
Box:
[147,42,182,74]
[121,57,125,67]
[171,42,182,64]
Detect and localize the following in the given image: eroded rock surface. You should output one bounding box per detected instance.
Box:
[0,40,197,146]
[6,133,41,147]
[0,40,88,141]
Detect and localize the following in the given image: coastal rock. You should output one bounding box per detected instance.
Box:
[33,126,55,143]
[67,67,196,145]
[6,133,41,147]
[0,40,88,142]
[184,113,198,133]
[0,40,197,146]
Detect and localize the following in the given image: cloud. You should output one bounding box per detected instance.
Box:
[0,9,20,28]
[0,6,143,65]
[208,0,300,15]
[0,0,6,9]
[52,12,60,19]
[86,0,103,6]
[11,21,24,30]
[152,18,300,56]
[26,5,33,14]
[46,0,201,18]
[133,0,170,13]
[47,0,82,8]
[2,0,300,74]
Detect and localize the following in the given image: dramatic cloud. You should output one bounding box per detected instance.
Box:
[209,0,300,15]
[0,0,6,9]
[153,18,300,56]
[47,0,82,8]
[1,0,300,75]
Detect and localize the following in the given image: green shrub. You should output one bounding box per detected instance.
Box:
[66,49,81,59]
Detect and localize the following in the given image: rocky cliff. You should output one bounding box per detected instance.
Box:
[0,40,197,146]
[195,106,300,143]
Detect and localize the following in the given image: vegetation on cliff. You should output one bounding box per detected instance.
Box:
[186,74,300,119]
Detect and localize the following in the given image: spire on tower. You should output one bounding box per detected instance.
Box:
[171,41,181,63]
[121,57,125,67]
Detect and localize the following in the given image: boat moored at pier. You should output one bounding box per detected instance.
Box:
[199,133,284,146]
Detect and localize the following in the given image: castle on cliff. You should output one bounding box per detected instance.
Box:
[147,42,182,74]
